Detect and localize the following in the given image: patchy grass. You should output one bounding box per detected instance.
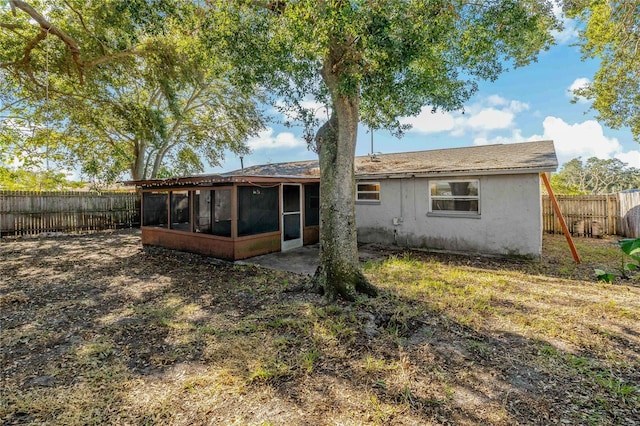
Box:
[1,231,639,425]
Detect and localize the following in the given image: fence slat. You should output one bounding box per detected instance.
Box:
[0,191,140,236]
[619,192,640,238]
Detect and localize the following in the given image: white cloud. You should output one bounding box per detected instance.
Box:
[472,116,631,166]
[567,77,591,103]
[508,100,530,114]
[401,94,635,169]
[467,108,515,131]
[300,99,331,121]
[485,94,509,107]
[473,129,534,146]
[399,109,456,134]
[246,128,305,150]
[397,88,637,169]
[568,77,590,92]
[541,116,622,159]
[615,151,640,168]
[485,95,529,113]
[402,95,529,136]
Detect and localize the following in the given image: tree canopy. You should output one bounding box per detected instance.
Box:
[41,37,265,181]
[565,0,640,141]
[206,0,560,300]
[551,156,640,194]
[0,165,83,190]
[208,0,559,137]
[0,0,264,183]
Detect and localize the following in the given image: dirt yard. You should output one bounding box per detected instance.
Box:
[1,230,639,425]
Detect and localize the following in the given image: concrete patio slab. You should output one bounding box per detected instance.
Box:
[237,244,390,275]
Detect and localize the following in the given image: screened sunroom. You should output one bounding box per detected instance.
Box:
[128,175,320,260]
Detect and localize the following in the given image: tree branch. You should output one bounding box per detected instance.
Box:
[0,22,21,30]
[10,0,83,78]
[7,0,148,83]
[0,95,33,113]
[17,28,47,85]
[62,0,108,56]
[84,49,147,68]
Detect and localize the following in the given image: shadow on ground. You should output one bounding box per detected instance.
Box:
[1,230,638,425]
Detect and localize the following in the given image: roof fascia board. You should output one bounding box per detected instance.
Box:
[130,175,319,189]
[356,167,557,179]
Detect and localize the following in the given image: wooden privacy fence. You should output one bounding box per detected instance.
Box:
[3,190,640,238]
[542,192,640,238]
[0,191,140,236]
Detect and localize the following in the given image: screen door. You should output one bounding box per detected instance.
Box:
[281,184,303,251]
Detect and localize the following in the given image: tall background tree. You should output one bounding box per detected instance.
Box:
[0,165,83,190]
[551,156,640,194]
[0,0,264,185]
[206,0,560,300]
[52,37,265,182]
[565,0,640,141]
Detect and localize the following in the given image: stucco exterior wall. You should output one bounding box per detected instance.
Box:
[355,174,543,258]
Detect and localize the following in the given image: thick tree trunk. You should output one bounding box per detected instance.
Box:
[310,56,379,302]
[130,142,145,180]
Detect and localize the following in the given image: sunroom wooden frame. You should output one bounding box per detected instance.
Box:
[127,174,320,260]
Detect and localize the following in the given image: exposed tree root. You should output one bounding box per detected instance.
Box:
[310,265,379,302]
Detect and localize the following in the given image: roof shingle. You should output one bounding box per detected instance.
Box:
[234,140,558,178]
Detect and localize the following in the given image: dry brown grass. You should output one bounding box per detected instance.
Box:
[1,231,638,425]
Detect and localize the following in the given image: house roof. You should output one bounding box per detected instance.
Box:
[234,140,558,178]
[125,140,557,188]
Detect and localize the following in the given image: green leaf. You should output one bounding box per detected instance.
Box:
[565,1,640,142]
[624,263,639,271]
[594,269,616,283]
[620,239,640,256]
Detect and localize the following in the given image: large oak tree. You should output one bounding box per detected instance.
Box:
[206,0,560,301]
[0,0,264,183]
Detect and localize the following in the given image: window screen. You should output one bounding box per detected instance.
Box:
[170,191,190,231]
[142,191,168,228]
[429,180,479,213]
[283,184,300,213]
[194,190,212,233]
[194,189,232,237]
[304,184,320,227]
[238,186,279,236]
[212,189,232,237]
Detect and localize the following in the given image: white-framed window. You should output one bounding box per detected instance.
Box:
[429,179,480,215]
[356,182,380,202]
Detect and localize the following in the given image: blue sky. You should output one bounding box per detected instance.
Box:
[209,12,639,175]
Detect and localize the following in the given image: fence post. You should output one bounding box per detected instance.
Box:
[607,194,615,235]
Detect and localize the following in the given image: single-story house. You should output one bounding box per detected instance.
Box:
[353,140,558,258]
[127,140,558,259]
